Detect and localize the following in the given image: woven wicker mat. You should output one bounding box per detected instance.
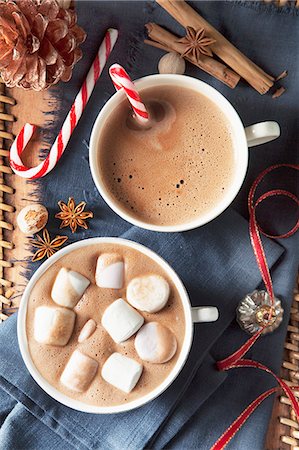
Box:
[0,78,14,321]
[0,79,59,319]
[265,276,299,449]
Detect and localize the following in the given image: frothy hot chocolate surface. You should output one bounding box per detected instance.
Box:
[98,85,235,226]
[26,243,186,406]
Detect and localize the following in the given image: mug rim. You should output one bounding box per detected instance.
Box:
[89,74,248,232]
[17,237,193,414]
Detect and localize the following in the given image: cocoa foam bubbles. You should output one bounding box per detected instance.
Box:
[99,84,234,227]
[26,242,185,407]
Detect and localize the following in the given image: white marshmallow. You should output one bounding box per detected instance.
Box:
[135,322,177,364]
[127,274,170,313]
[96,253,124,289]
[34,306,75,346]
[101,298,144,343]
[78,319,97,343]
[101,352,143,393]
[60,350,98,392]
[51,268,90,308]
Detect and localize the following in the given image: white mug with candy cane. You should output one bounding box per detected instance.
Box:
[89,72,280,232]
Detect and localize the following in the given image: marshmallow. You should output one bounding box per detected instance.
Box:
[34,306,75,346]
[101,298,144,343]
[95,253,124,289]
[127,274,170,313]
[51,268,90,308]
[78,319,97,343]
[135,322,177,364]
[60,350,98,393]
[101,352,143,393]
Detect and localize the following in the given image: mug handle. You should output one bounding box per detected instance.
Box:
[245,121,280,147]
[191,306,219,323]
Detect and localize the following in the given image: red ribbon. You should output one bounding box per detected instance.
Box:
[211,164,299,450]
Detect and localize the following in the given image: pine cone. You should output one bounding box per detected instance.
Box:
[0,0,86,90]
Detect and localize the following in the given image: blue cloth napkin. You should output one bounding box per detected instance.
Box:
[0,210,284,449]
[0,1,298,449]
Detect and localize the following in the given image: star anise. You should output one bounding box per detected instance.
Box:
[30,229,68,262]
[177,26,216,60]
[55,197,93,233]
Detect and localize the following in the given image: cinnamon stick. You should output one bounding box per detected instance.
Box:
[156,0,275,94]
[145,23,240,89]
[276,70,288,81]
[144,38,173,53]
[272,86,286,99]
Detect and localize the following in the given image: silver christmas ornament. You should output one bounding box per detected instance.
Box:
[236,290,283,335]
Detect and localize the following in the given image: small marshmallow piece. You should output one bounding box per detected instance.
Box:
[60,350,98,393]
[96,253,124,289]
[135,322,177,364]
[78,319,97,343]
[101,298,144,343]
[51,268,90,308]
[34,306,75,346]
[102,352,143,393]
[127,274,170,313]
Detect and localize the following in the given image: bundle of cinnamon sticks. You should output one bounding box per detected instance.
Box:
[145,0,286,95]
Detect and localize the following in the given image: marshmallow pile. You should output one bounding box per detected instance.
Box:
[34,268,90,347]
[33,266,94,392]
[33,251,178,396]
[96,253,177,393]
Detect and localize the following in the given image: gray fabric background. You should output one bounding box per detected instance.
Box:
[0,1,298,449]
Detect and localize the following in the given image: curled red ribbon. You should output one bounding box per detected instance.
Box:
[211,164,299,450]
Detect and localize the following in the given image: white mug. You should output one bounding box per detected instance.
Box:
[18,237,219,414]
[89,75,280,232]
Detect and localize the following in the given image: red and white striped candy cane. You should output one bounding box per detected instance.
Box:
[109,64,149,124]
[10,28,118,179]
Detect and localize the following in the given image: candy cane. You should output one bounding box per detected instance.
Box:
[10,28,118,179]
[109,64,149,124]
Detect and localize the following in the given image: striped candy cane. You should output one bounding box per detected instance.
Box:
[109,64,149,124]
[10,28,118,179]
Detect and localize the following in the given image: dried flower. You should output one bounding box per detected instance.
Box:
[30,229,68,262]
[177,26,216,60]
[55,197,93,233]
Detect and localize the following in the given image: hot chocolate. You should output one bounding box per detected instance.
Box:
[98,84,235,226]
[26,243,186,407]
